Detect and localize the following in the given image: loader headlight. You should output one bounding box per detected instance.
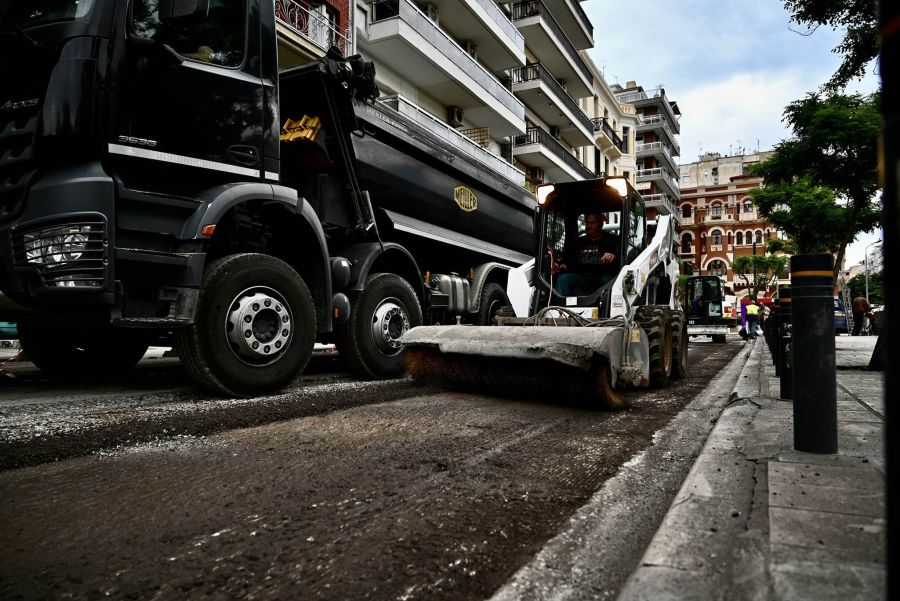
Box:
[536,184,554,205]
[605,177,629,197]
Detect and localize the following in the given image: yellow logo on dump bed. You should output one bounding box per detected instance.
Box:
[280,115,322,142]
[454,186,477,212]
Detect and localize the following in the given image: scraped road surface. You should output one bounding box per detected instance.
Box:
[1,340,744,600]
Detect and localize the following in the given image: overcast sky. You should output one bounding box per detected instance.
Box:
[584,1,881,267]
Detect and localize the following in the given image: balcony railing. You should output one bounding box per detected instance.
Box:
[639,192,677,217]
[276,0,350,55]
[636,167,680,194]
[470,0,523,49]
[369,0,522,117]
[591,117,625,151]
[512,127,593,179]
[375,95,525,185]
[509,0,591,84]
[636,114,680,155]
[635,141,678,170]
[511,63,592,132]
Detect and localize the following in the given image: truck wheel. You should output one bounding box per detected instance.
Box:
[336,273,422,379]
[635,306,673,388]
[479,283,510,325]
[176,253,316,397]
[670,312,688,380]
[17,321,149,379]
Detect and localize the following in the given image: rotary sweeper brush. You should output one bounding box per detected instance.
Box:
[402,177,688,409]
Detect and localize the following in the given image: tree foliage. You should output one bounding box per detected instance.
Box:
[783,0,879,91]
[847,271,883,304]
[731,255,789,300]
[750,92,881,281]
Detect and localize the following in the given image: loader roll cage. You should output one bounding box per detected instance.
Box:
[534,177,646,308]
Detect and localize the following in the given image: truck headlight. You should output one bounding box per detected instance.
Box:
[24,225,93,265]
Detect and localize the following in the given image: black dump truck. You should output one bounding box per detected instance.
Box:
[0,0,536,395]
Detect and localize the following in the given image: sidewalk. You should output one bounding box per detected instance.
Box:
[618,336,886,600]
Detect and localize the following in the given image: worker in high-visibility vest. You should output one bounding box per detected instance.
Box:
[746,300,760,340]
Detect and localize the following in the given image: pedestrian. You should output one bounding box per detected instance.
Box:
[745,300,760,340]
[759,301,770,333]
[851,295,871,336]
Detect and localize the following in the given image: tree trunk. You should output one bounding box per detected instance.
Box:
[831,199,866,285]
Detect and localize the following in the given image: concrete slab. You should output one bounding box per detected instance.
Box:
[771,560,885,601]
[769,507,885,563]
[768,462,883,492]
[673,451,756,504]
[769,481,883,516]
[618,565,723,601]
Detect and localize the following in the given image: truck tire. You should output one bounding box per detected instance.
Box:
[670,311,688,380]
[635,306,673,388]
[479,283,510,325]
[17,321,149,379]
[336,273,422,379]
[176,253,316,397]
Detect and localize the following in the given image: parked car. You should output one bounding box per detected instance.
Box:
[834,298,850,335]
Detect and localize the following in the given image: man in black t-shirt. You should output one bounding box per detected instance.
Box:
[553,213,620,296]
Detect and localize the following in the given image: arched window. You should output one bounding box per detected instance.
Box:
[707,259,727,276]
[736,231,744,245]
[743,199,753,213]
[681,233,692,253]
[755,230,763,244]
[710,202,723,219]
[712,230,722,245]
[682,204,692,219]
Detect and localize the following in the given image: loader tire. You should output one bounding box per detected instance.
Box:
[635,305,673,388]
[670,311,688,380]
[479,283,510,325]
[335,273,422,379]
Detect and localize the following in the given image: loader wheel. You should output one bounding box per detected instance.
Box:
[18,321,150,379]
[635,306,673,388]
[479,283,510,325]
[176,253,316,397]
[670,312,688,380]
[336,273,422,379]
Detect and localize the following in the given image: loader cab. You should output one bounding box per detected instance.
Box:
[534,177,646,315]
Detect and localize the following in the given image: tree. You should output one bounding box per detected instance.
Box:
[846,271,883,304]
[750,93,881,283]
[783,0,879,91]
[731,255,789,301]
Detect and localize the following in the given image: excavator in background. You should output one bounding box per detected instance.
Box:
[402,177,687,409]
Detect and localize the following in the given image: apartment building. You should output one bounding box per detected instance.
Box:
[277,0,353,67]
[677,151,785,298]
[610,82,681,223]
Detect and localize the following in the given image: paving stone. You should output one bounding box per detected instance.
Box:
[769,482,883,516]
[769,507,885,563]
[619,566,724,601]
[768,462,883,492]
[771,560,885,601]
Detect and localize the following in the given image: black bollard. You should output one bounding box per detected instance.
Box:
[778,287,792,398]
[773,297,782,375]
[790,255,837,453]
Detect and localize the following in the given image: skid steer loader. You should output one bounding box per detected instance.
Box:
[401,177,687,409]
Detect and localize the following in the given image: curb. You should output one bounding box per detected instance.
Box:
[617,338,769,600]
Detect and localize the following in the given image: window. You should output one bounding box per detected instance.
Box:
[681,233,692,253]
[743,199,754,213]
[682,204,692,219]
[755,230,763,244]
[736,231,743,245]
[132,0,246,67]
[707,260,727,276]
[712,230,722,246]
[710,203,723,219]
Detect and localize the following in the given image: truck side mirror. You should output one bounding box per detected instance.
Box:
[158,0,209,23]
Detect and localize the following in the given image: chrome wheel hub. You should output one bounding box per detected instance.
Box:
[225,287,292,365]
[370,298,410,356]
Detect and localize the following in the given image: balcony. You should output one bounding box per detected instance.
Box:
[639,192,678,221]
[507,127,594,182]
[408,0,525,71]
[636,167,679,199]
[511,63,593,147]
[362,0,525,136]
[276,0,351,60]
[617,88,681,134]
[636,114,680,155]
[542,0,593,50]
[509,0,592,98]
[678,245,696,256]
[635,141,678,174]
[376,95,526,186]
[591,117,625,157]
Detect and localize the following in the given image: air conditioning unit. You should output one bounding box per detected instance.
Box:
[448,106,464,127]
[463,41,478,60]
[549,125,561,139]
[424,3,439,23]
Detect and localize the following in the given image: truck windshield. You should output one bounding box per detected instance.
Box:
[2,0,96,28]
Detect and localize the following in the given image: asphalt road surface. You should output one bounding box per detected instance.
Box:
[0,339,743,600]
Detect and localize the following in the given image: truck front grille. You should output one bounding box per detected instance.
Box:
[0,107,38,221]
[12,217,108,288]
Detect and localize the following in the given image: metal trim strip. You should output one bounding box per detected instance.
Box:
[108,144,261,178]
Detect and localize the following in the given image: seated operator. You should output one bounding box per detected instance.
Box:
[553,213,620,296]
